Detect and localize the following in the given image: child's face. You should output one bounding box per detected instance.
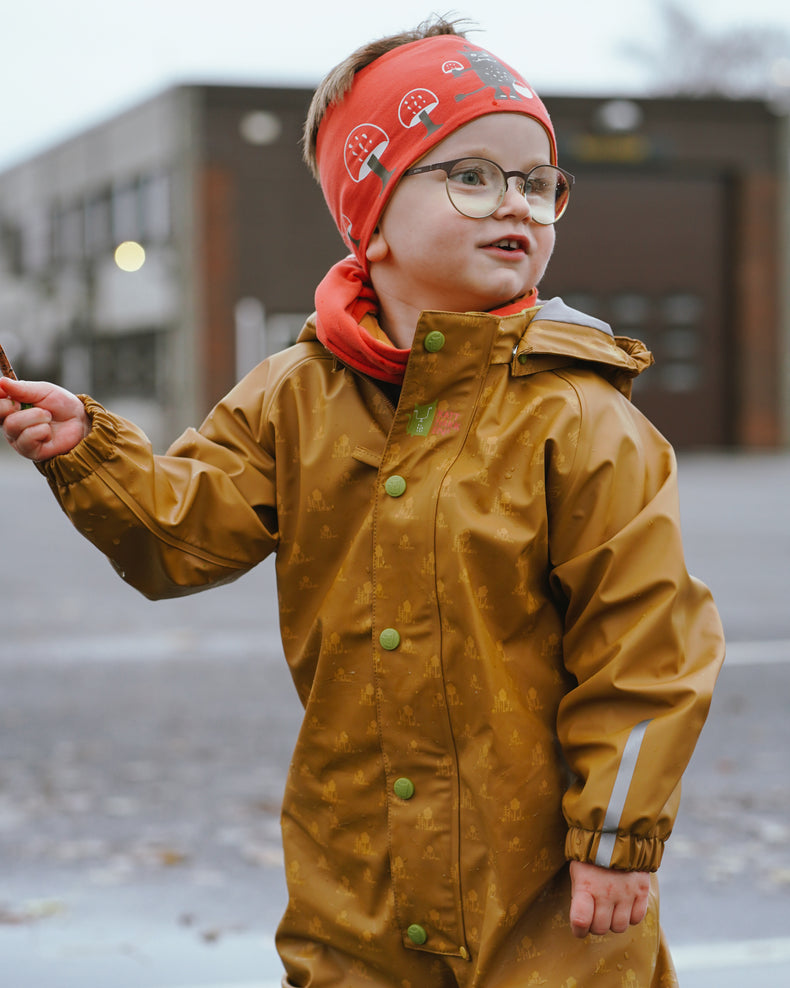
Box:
[366,113,556,316]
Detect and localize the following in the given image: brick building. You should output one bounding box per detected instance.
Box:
[0,84,787,448]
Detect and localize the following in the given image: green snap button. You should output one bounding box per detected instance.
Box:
[424,331,446,353]
[393,777,415,800]
[379,628,401,650]
[384,475,407,498]
[407,923,428,945]
[517,351,529,365]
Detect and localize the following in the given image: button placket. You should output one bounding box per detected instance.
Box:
[370,315,500,955]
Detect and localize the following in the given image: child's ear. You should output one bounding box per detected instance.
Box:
[366,226,389,264]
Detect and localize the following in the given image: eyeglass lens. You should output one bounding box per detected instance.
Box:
[446,159,570,223]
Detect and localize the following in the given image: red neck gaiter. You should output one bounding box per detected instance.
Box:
[315,256,538,384]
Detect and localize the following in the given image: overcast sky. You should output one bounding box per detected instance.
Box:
[2,0,790,171]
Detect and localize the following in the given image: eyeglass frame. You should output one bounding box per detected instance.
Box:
[402,156,575,224]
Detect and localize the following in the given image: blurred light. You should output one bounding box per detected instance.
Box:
[595,99,644,133]
[114,240,146,272]
[771,57,790,89]
[239,110,282,145]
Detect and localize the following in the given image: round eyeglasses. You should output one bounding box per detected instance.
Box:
[403,156,574,225]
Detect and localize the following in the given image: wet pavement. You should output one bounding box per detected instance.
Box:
[1,448,789,987]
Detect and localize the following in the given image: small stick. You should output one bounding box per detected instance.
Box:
[0,344,33,407]
[0,343,18,379]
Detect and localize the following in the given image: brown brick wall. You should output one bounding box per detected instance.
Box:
[734,170,782,446]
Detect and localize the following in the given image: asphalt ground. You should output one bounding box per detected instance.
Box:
[1,448,788,987]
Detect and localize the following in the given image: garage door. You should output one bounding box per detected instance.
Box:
[541,169,729,447]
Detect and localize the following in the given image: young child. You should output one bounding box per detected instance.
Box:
[1,18,724,988]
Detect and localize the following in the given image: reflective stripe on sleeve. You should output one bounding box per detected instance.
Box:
[594,719,651,868]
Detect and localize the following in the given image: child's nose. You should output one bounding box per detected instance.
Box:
[495,178,531,220]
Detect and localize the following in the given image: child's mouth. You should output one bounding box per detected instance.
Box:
[485,237,527,255]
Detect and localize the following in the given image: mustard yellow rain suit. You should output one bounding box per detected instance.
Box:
[39,298,725,987]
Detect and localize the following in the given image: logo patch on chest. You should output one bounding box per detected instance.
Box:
[406,401,461,437]
[407,401,437,436]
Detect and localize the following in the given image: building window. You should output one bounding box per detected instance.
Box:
[563,292,601,318]
[1,221,23,276]
[20,207,51,273]
[563,289,704,397]
[112,181,142,244]
[658,292,703,392]
[54,202,85,262]
[663,293,703,326]
[85,189,113,256]
[611,292,650,329]
[140,172,171,244]
[91,330,160,398]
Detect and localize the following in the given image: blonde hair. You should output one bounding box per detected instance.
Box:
[302,14,471,181]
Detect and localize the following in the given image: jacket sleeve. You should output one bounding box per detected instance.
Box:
[546,370,725,872]
[38,383,279,601]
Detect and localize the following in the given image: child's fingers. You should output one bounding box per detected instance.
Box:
[7,426,58,462]
[17,422,54,447]
[3,412,55,462]
[0,394,16,422]
[3,405,52,441]
[0,387,22,419]
[629,888,649,927]
[0,377,47,408]
[610,899,633,934]
[572,896,636,938]
[569,888,595,938]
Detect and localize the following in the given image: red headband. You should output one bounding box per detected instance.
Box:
[316,35,557,269]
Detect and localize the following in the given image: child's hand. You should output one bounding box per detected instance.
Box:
[568,860,650,938]
[0,378,90,462]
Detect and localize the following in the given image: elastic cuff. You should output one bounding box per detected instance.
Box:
[36,395,119,486]
[565,825,665,872]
